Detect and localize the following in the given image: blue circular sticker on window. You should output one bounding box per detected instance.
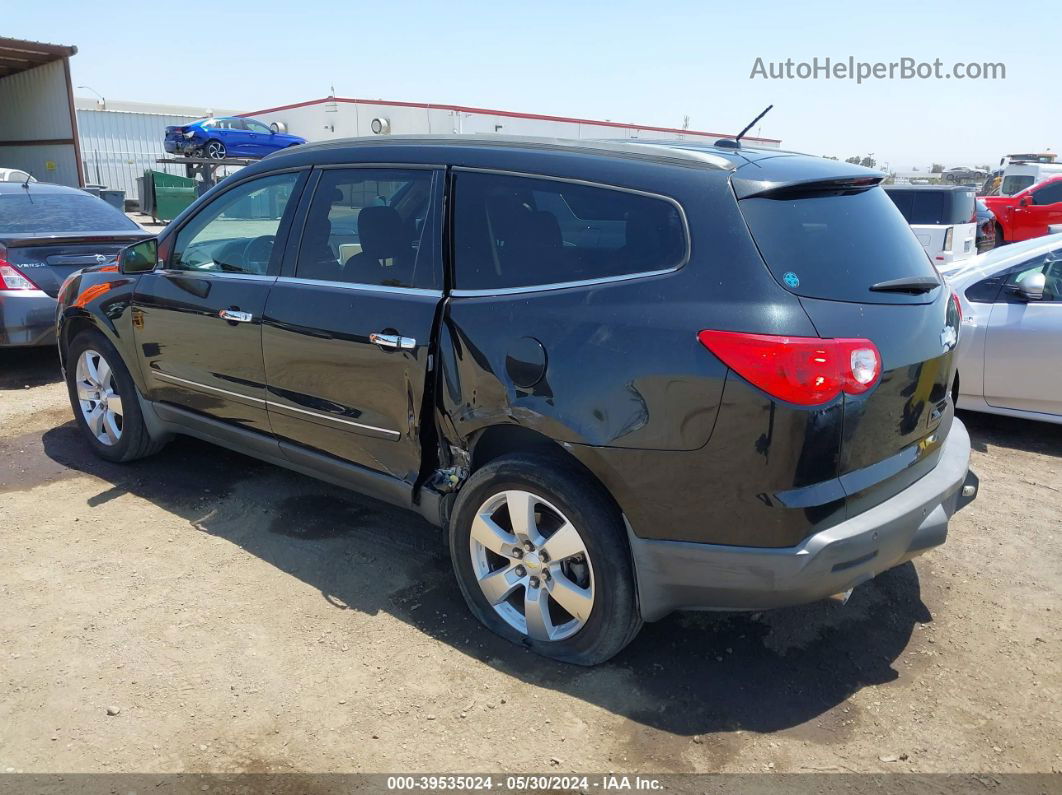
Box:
[783,271,800,288]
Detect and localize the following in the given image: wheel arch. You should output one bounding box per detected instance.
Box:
[464,423,629,536]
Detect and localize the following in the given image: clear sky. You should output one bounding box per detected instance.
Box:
[5,0,1057,169]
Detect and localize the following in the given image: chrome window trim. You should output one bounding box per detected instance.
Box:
[151,371,267,406]
[154,269,278,282]
[450,166,691,292]
[315,162,444,171]
[275,276,442,297]
[450,267,679,297]
[267,400,400,440]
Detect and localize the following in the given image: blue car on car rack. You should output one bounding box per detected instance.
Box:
[164,117,305,160]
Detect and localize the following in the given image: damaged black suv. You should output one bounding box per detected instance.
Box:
[56,135,977,665]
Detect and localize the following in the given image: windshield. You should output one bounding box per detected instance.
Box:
[0,192,140,234]
[740,186,939,304]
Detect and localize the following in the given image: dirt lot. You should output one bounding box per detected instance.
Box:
[1,346,1059,778]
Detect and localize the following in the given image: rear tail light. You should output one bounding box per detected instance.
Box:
[950,290,963,324]
[943,227,954,251]
[697,330,882,406]
[0,246,40,291]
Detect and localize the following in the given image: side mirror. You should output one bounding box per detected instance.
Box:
[1016,272,1046,301]
[120,238,158,274]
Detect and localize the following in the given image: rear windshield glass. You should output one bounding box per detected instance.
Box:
[0,192,139,234]
[884,188,975,225]
[739,187,939,303]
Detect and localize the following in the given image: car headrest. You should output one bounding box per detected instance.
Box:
[357,206,406,259]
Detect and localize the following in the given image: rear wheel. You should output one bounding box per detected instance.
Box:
[66,330,165,463]
[995,223,1006,245]
[449,453,642,665]
[205,139,226,159]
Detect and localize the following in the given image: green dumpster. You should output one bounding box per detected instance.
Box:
[150,170,196,222]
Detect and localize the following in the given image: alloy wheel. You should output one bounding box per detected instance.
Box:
[74,349,123,446]
[469,490,595,642]
[206,141,225,159]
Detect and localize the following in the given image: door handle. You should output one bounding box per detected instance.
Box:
[219,309,253,323]
[370,332,416,350]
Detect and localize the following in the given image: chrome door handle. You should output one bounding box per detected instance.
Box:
[219,309,253,323]
[370,332,416,350]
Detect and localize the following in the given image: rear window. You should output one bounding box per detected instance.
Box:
[453,171,687,291]
[739,186,939,304]
[0,192,139,234]
[884,188,975,225]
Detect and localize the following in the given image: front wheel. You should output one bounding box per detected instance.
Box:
[449,453,642,665]
[205,139,226,159]
[66,329,166,463]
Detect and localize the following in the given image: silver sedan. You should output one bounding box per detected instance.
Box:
[945,233,1062,424]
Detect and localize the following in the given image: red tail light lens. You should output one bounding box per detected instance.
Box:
[950,290,963,324]
[697,330,882,406]
[0,246,40,291]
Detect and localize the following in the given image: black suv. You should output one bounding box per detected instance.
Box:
[56,136,977,665]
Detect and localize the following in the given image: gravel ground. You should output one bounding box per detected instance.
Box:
[0,346,1059,779]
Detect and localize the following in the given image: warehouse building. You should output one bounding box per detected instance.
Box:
[0,37,82,187]
[73,94,782,202]
[242,95,783,149]
[75,98,239,202]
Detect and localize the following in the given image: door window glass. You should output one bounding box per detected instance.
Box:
[453,171,686,290]
[1032,182,1062,206]
[245,120,271,134]
[294,168,438,289]
[1005,252,1062,302]
[171,172,300,275]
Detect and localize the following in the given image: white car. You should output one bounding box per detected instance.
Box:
[0,168,36,183]
[885,185,978,267]
[946,234,1062,424]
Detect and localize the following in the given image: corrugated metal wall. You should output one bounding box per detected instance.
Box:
[76,108,200,199]
[0,59,80,187]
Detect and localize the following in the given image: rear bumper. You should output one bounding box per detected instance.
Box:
[0,290,58,347]
[629,417,975,621]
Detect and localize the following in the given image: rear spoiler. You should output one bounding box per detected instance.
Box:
[731,156,885,200]
[0,233,152,248]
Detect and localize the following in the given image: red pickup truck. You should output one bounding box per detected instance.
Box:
[983,176,1062,243]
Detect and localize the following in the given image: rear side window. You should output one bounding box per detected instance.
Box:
[453,171,687,291]
[740,186,939,304]
[0,192,139,234]
[885,189,975,225]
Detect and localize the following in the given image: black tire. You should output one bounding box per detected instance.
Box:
[65,329,166,463]
[995,224,1006,246]
[449,452,642,665]
[205,139,226,159]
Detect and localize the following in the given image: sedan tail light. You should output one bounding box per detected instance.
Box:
[0,246,40,291]
[697,330,882,406]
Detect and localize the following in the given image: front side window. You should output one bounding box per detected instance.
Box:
[171,172,300,275]
[245,120,271,134]
[294,168,438,289]
[453,171,687,290]
[1032,182,1062,206]
[1005,253,1062,302]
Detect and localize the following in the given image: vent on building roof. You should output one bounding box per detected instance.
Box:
[370,117,391,135]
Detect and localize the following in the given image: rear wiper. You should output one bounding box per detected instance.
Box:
[869,276,941,294]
